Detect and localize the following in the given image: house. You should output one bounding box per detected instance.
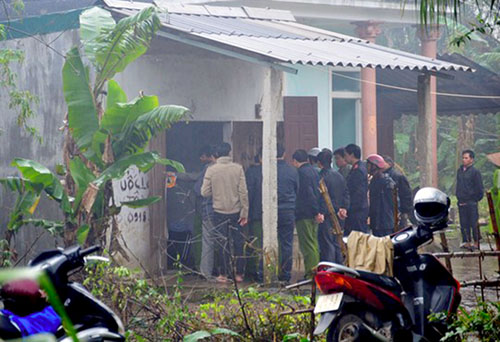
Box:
[0,0,472,273]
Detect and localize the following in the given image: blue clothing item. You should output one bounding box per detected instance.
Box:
[277,210,295,282]
[194,163,214,220]
[246,164,262,221]
[2,305,61,337]
[346,160,369,212]
[277,160,299,212]
[296,163,321,220]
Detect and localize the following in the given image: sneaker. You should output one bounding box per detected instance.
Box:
[459,242,469,249]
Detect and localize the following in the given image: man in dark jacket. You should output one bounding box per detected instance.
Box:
[317,149,350,263]
[344,144,369,236]
[334,147,352,179]
[456,150,484,249]
[276,144,299,282]
[367,154,396,237]
[245,151,263,282]
[383,155,414,228]
[293,149,324,278]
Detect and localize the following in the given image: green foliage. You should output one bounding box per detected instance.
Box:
[121,196,161,208]
[63,47,99,151]
[0,36,40,140]
[431,302,500,341]
[82,260,315,341]
[79,6,161,97]
[1,6,188,246]
[414,0,500,45]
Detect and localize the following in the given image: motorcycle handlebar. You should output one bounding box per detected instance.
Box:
[79,246,100,259]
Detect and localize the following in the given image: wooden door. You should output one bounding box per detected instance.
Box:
[283,96,318,162]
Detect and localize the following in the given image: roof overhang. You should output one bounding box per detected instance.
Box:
[102,0,473,74]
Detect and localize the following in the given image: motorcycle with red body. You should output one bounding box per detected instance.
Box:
[313,187,461,341]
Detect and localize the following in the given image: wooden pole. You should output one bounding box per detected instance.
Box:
[393,187,399,232]
[486,191,500,272]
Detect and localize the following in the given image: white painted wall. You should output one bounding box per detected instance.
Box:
[115,39,283,122]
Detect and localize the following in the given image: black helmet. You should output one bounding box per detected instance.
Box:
[413,187,450,225]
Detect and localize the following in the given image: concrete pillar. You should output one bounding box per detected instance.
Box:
[261,68,280,282]
[354,21,382,157]
[417,74,435,187]
[418,28,440,187]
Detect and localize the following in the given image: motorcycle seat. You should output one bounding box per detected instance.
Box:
[356,269,402,295]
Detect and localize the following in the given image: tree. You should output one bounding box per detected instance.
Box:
[0,0,40,139]
[0,6,189,257]
[413,0,500,45]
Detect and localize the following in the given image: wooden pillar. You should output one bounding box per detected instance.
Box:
[418,28,440,187]
[417,74,435,187]
[355,21,382,157]
[261,68,280,282]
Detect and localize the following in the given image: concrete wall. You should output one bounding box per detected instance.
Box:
[115,38,282,122]
[0,30,80,261]
[285,64,331,149]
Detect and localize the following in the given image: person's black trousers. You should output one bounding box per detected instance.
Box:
[213,212,245,277]
[318,219,344,264]
[458,203,480,243]
[277,210,295,282]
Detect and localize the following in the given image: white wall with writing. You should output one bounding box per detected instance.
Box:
[112,165,151,269]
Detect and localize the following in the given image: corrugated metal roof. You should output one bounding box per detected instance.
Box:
[103,1,473,72]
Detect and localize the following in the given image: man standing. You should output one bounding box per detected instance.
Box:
[344,144,369,235]
[317,149,350,263]
[333,147,352,179]
[276,144,299,283]
[367,154,396,237]
[194,145,216,280]
[456,150,484,249]
[201,143,249,283]
[245,150,263,282]
[293,149,324,278]
[382,155,414,228]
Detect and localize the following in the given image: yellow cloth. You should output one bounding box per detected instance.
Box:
[346,231,394,276]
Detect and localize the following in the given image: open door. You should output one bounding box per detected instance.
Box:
[283,96,318,162]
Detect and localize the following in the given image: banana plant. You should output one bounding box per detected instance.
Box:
[1,6,189,249]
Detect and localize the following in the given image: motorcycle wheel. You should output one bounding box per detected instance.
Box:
[327,314,368,342]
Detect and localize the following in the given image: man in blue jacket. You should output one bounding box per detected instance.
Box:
[317,149,350,263]
[344,144,369,236]
[277,144,299,283]
[456,149,484,249]
[293,149,324,278]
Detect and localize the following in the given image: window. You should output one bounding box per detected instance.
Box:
[331,68,361,149]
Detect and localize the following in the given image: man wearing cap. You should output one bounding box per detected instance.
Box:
[367,154,396,237]
[308,147,322,172]
[344,144,369,235]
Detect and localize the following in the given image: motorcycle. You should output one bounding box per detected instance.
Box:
[0,245,125,341]
[313,187,461,341]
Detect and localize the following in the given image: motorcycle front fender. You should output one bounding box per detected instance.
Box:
[313,311,338,335]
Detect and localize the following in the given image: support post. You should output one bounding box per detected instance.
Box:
[354,21,382,157]
[417,74,434,187]
[418,28,440,187]
[261,68,280,283]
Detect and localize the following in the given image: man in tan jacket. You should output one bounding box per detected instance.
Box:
[201,142,249,283]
